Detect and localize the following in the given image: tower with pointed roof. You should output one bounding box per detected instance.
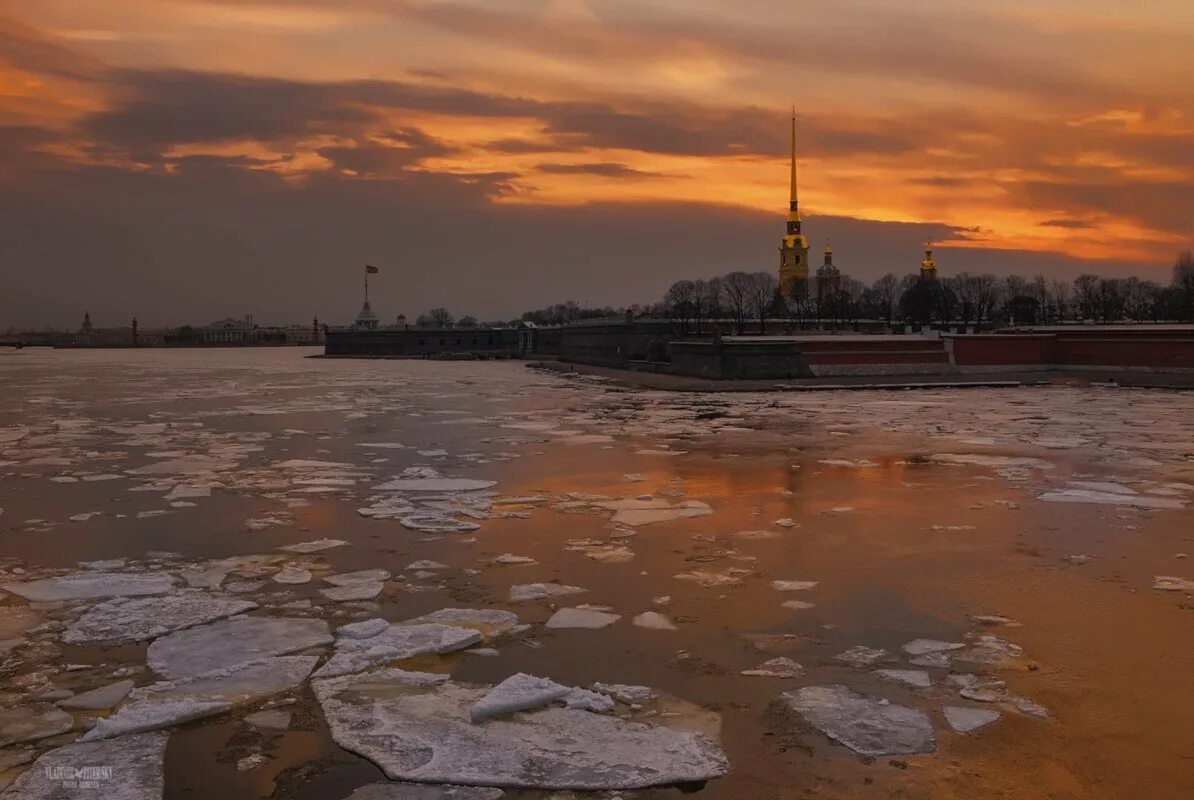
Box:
[815,245,841,294]
[921,241,938,280]
[779,112,810,296]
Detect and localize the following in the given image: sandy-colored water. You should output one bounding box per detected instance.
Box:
[1,348,1192,799]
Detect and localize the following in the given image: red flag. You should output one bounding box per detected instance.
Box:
[365,264,379,274]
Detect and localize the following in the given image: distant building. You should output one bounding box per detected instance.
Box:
[354,300,379,330]
[778,112,810,297]
[203,315,256,344]
[815,245,841,298]
[80,312,93,335]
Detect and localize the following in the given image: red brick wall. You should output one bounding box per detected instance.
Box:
[951,335,1057,366]
[952,331,1194,370]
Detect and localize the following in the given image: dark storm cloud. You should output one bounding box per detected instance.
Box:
[316,129,456,175]
[536,162,667,179]
[77,68,922,162]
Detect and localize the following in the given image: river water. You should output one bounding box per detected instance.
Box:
[1,348,1192,799]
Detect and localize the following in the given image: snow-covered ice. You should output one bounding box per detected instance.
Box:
[313,669,728,790]
[63,592,258,644]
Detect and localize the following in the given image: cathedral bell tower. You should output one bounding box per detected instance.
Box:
[779,111,810,296]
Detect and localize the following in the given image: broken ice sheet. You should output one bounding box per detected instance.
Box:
[63,592,258,644]
[147,616,331,679]
[942,705,1001,733]
[593,498,713,527]
[508,583,587,602]
[741,657,804,678]
[0,731,167,800]
[83,655,318,740]
[833,645,889,667]
[780,684,935,756]
[401,608,521,639]
[545,607,621,629]
[1,571,176,602]
[313,669,728,790]
[0,706,73,747]
[470,673,570,721]
[314,623,482,679]
[279,538,348,553]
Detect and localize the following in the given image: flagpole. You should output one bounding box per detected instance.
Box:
[364,265,369,304]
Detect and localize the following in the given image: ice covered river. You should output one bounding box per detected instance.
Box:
[1,348,1192,799]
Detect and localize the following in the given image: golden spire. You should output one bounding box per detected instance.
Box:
[789,108,798,206]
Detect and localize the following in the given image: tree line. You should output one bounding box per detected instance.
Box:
[407,251,1194,332]
[658,251,1194,335]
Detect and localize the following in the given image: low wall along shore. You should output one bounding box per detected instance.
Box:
[555,323,1194,380]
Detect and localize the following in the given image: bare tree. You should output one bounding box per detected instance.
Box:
[744,272,779,334]
[869,273,899,327]
[721,271,752,333]
[1073,274,1100,320]
[664,280,697,336]
[1048,279,1071,322]
[1174,251,1194,321]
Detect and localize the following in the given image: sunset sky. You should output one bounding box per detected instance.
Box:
[2,0,1192,327]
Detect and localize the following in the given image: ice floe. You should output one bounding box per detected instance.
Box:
[1,571,176,602]
[314,623,482,679]
[0,731,166,800]
[780,684,935,756]
[508,582,587,601]
[545,607,621,629]
[470,673,570,721]
[741,657,804,678]
[63,592,258,644]
[313,669,728,790]
[942,705,1001,733]
[147,616,331,679]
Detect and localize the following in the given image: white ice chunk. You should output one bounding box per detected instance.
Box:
[0,706,73,747]
[401,608,520,638]
[545,608,621,629]
[942,705,1001,733]
[312,670,728,790]
[322,582,385,601]
[81,698,230,741]
[314,623,483,679]
[1,571,175,602]
[272,567,312,585]
[56,680,135,710]
[338,618,390,640]
[771,580,818,592]
[1,731,166,800]
[470,673,570,721]
[147,616,331,679]
[781,684,935,756]
[741,657,804,678]
[508,583,587,602]
[279,538,349,553]
[632,611,677,630]
[63,592,258,645]
[833,646,889,667]
[902,639,965,656]
[874,669,932,688]
[375,477,497,492]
